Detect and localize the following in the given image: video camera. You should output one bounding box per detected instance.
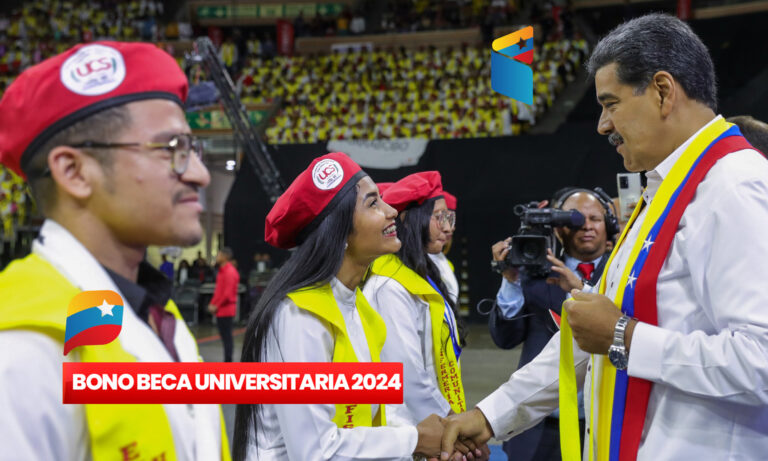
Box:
[504,202,585,277]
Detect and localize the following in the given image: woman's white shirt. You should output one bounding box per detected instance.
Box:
[246,278,417,461]
[363,275,452,427]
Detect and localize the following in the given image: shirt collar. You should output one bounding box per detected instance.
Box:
[644,115,722,203]
[33,219,171,320]
[563,253,603,271]
[331,277,357,309]
[103,261,172,321]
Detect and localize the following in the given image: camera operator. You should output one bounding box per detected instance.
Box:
[487,188,618,461]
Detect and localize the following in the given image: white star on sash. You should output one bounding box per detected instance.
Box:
[626,272,637,289]
[97,300,115,317]
[642,238,654,252]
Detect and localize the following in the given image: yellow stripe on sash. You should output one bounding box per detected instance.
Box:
[561,117,734,460]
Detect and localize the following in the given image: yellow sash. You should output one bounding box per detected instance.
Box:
[287,282,388,428]
[0,253,231,461]
[559,117,736,461]
[370,254,466,413]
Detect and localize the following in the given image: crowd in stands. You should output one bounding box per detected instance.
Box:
[237,37,587,143]
[290,0,519,38]
[0,167,28,242]
[0,0,189,99]
[0,0,589,146]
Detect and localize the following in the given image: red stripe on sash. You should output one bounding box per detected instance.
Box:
[618,134,754,460]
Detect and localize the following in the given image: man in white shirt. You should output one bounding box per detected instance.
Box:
[439,13,768,461]
[0,43,228,460]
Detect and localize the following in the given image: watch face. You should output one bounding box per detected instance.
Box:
[609,347,629,370]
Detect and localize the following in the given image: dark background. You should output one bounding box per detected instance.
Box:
[225,10,768,323]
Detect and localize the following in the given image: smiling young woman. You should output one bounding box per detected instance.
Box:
[363,172,474,441]
[232,153,444,461]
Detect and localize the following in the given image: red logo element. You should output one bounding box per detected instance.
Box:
[317,164,337,180]
[75,57,113,77]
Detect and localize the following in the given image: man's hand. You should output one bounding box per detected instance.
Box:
[545,249,584,292]
[415,414,445,458]
[492,238,519,283]
[475,443,491,461]
[440,408,494,461]
[562,290,637,354]
[207,303,217,314]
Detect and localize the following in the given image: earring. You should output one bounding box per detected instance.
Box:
[344,242,349,250]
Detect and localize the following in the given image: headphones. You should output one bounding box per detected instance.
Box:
[551,187,620,238]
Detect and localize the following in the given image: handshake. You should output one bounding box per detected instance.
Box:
[415,409,494,461]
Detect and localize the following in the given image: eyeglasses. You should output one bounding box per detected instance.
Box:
[70,133,204,175]
[432,209,456,229]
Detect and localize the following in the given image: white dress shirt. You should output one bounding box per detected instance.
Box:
[246,278,417,461]
[429,252,459,304]
[363,275,453,427]
[0,220,223,461]
[476,116,768,460]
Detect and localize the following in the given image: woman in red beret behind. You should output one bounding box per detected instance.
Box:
[232,153,444,461]
[363,171,485,461]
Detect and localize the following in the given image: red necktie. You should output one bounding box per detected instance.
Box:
[576,262,595,281]
[149,304,180,362]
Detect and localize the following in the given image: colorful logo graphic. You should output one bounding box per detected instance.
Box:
[491,26,534,104]
[64,290,124,355]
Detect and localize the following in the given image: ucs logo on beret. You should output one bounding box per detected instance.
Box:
[312,159,344,190]
[60,44,126,96]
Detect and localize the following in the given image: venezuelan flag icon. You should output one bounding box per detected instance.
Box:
[64,290,124,355]
[491,26,534,104]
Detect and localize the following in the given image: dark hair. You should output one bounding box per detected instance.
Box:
[727,115,768,155]
[220,247,234,260]
[395,197,467,346]
[587,13,717,112]
[25,105,131,215]
[232,185,358,461]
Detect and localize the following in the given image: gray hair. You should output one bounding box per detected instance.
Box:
[587,13,717,111]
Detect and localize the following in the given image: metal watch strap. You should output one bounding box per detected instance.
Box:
[614,315,630,347]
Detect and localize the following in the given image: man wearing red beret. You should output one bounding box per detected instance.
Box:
[0,42,230,460]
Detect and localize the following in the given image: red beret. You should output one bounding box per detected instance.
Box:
[0,41,188,179]
[382,171,443,212]
[265,152,367,249]
[377,182,394,195]
[444,191,457,210]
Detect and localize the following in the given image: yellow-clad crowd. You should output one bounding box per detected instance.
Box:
[0,167,27,242]
[240,39,588,144]
[0,0,171,98]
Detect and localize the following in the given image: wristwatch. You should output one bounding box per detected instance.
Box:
[491,259,505,274]
[608,315,631,370]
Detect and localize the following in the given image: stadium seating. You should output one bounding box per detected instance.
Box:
[241,38,587,144]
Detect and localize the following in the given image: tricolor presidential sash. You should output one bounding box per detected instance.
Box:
[559,118,755,461]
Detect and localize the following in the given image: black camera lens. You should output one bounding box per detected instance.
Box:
[522,241,540,260]
[619,176,629,189]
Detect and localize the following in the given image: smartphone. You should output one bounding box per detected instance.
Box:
[617,173,642,221]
